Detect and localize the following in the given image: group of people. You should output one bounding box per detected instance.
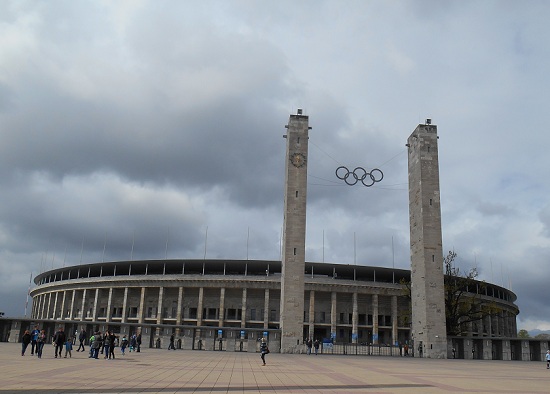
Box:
[88,330,141,359]
[20,326,72,359]
[20,326,141,360]
[304,338,321,355]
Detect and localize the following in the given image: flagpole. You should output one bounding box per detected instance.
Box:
[24,271,32,317]
[246,227,250,260]
[131,230,135,261]
[203,226,208,259]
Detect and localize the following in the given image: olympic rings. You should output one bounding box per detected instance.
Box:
[335,166,384,187]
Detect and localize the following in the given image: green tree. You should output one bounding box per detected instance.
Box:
[517,329,530,338]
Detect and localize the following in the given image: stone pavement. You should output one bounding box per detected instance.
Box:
[2,343,549,393]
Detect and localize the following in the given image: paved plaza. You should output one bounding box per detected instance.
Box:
[2,343,549,393]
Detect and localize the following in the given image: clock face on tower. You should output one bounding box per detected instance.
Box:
[290,152,307,168]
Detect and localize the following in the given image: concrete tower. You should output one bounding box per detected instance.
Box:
[280,109,310,353]
[407,121,447,358]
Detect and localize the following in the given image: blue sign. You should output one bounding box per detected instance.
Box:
[240,330,245,336]
[330,332,336,339]
[218,329,223,336]
[352,333,358,340]
[263,331,268,337]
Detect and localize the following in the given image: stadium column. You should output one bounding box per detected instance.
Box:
[60,291,66,319]
[69,290,76,320]
[53,292,59,319]
[331,292,337,340]
[40,294,46,319]
[392,295,398,346]
[218,288,225,328]
[308,290,315,340]
[156,287,164,338]
[176,287,183,332]
[92,289,99,321]
[407,122,447,358]
[352,293,358,344]
[263,289,269,330]
[373,294,379,344]
[121,287,128,324]
[80,289,87,320]
[138,287,145,325]
[197,287,204,327]
[280,109,310,353]
[106,288,113,322]
[36,295,42,319]
[47,292,52,318]
[241,288,247,328]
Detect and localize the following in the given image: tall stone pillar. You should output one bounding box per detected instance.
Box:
[69,290,76,320]
[352,292,358,344]
[156,287,164,325]
[138,287,146,325]
[197,287,204,327]
[154,287,163,338]
[46,292,52,319]
[53,292,60,319]
[92,289,99,321]
[60,291,66,319]
[241,288,247,328]
[331,292,337,340]
[280,109,310,353]
[392,295,398,346]
[219,288,225,328]
[373,294,379,344]
[309,290,315,340]
[176,287,184,337]
[407,121,447,358]
[80,289,87,320]
[106,288,113,322]
[121,287,128,323]
[263,289,270,330]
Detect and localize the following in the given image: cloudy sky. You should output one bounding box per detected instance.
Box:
[1,0,549,330]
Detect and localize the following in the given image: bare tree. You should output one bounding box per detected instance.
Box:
[401,251,503,336]
[444,251,501,336]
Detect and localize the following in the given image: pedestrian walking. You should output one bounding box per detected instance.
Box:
[30,326,40,356]
[36,329,46,359]
[306,338,312,355]
[120,335,128,356]
[546,350,550,369]
[108,331,116,359]
[168,334,176,350]
[21,330,31,356]
[77,329,87,352]
[136,332,142,352]
[52,327,66,359]
[129,334,136,352]
[103,330,112,359]
[260,337,269,366]
[313,339,320,355]
[64,337,73,358]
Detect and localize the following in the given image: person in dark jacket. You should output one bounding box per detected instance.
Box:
[91,331,102,359]
[136,332,142,352]
[21,330,31,356]
[260,337,269,366]
[77,329,87,352]
[53,327,66,358]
